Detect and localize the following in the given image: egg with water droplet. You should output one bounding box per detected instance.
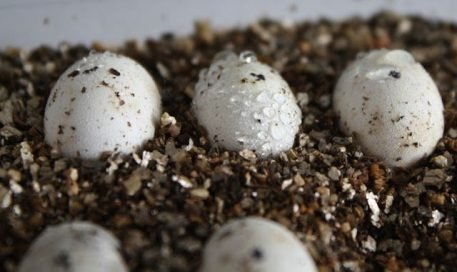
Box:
[44,51,161,159]
[18,221,127,272]
[333,49,444,167]
[200,217,317,272]
[193,51,302,157]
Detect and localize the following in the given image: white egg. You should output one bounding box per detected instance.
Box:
[200,217,317,272]
[44,51,161,159]
[192,51,302,157]
[333,49,444,167]
[18,221,127,272]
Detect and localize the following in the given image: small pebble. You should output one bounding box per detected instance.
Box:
[448,128,457,138]
[328,166,341,181]
[431,155,448,168]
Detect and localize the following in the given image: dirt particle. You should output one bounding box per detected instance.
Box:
[53,251,71,269]
[251,248,263,260]
[67,70,80,78]
[82,66,98,74]
[109,68,121,76]
[389,70,401,79]
[250,73,266,81]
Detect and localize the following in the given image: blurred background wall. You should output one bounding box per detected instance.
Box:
[1,0,457,49]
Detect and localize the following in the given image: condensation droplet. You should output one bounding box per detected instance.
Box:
[257,131,267,140]
[256,92,269,103]
[241,111,247,117]
[239,51,257,63]
[365,68,394,81]
[280,104,289,111]
[273,93,286,103]
[263,107,275,118]
[279,104,291,124]
[261,143,272,152]
[280,112,290,124]
[270,124,285,140]
[214,50,237,62]
[382,49,415,65]
[230,96,239,103]
[253,112,262,119]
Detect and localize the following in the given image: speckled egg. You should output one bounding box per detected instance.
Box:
[18,221,127,272]
[333,49,444,167]
[200,217,317,272]
[44,51,161,159]
[192,51,302,157]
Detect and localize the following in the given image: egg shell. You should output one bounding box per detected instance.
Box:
[192,51,302,157]
[333,49,444,167]
[200,217,317,272]
[44,51,161,159]
[18,221,127,272]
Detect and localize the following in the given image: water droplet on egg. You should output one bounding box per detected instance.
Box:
[382,49,415,65]
[253,112,262,120]
[280,112,290,124]
[261,143,272,152]
[256,92,269,103]
[279,104,291,124]
[257,131,267,140]
[213,50,237,62]
[273,93,286,103]
[239,51,257,63]
[263,107,275,117]
[270,124,285,140]
[280,104,289,111]
[365,68,394,81]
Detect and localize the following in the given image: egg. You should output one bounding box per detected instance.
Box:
[44,51,161,159]
[200,217,317,272]
[192,51,302,157]
[333,49,444,167]
[18,221,127,272]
